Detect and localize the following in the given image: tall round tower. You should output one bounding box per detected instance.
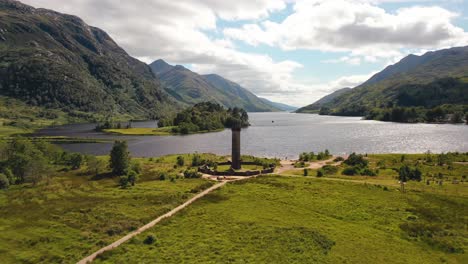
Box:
[231,126,241,170]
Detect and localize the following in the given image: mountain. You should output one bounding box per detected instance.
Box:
[296,88,351,113]
[259,97,298,112]
[302,46,468,122]
[150,60,279,112]
[0,0,177,122]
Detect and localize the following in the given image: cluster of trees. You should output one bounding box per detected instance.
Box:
[299,150,331,162]
[398,165,422,182]
[365,105,467,124]
[158,102,250,134]
[341,153,378,176]
[319,78,468,124]
[0,138,142,190]
[95,120,132,131]
[0,139,90,189]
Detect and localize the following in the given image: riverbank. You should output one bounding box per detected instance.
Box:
[102,127,225,136]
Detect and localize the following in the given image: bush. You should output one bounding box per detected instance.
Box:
[344,153,368,168]
[127,170,139,186]
[0,173,9,189]
[143,235,156,245]
[159,173,167,181]
[191,154,204,166]
[130,161,142,174]
[303,169,308,176]
[176,156,185,167]
[342,167,359,176]
[361,168,377,176]
[184,169,202,179]
[69,153,84,170]
[316,170,324,177]
[119,176,129,188]
[321,165,338,175]
[333,157,344,162]
[399,165,422,182]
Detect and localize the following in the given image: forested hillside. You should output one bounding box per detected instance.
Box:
[301,46,468,123]
[0,0,177,126]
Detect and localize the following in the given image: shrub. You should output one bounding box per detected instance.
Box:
[159,173,167,181]
[344,153,368,168]
[333,157,344,162]
[361,168,377,176]
[316,170,324,177]
[119,176,129,188]
[321,165,338,175]
[143,235,156,245]
[69,153,84,170]
[191,154,204,166]
[176,156,185,167]
[127,170,139,186]
[0,173,9,189]
[184,169,201,179]
[303,169,308,176]
[342,167,359,176]
[130,161,142,174]
[399,165,422,182]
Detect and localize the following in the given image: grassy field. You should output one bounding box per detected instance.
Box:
[0,154,219,263]
[1,153,466,263]
[93,175,467,263]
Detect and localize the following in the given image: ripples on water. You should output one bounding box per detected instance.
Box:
[36,112,468,158]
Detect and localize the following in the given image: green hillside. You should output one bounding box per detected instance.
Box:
[0,0,177,127]
[301,46,468,123]
[150,60,279,112]
[297,87,351,113]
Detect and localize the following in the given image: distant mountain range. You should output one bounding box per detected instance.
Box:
[0,0,295,128]
[0,0,176,120]
[296,88,351,113]
[150,59,282,112]
[258,98,297,112]
[297,46,468,123]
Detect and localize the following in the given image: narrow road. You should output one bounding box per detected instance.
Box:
[77,181,228,264]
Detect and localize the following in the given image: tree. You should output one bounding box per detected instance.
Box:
[344,153,368,168]
[86,155,104,177]
[69,153,84,170]
[110,141,130,175]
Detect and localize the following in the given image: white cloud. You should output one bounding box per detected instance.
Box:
[224,0,468,60]
[21,0,305,104]
[18,0,468,107]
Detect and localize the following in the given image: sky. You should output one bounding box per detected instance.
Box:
[21,0,468,107]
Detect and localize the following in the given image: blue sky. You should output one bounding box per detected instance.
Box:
[22,0,468,106]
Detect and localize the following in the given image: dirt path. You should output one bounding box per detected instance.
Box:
[275,156,339,174]
[77,181,228,264]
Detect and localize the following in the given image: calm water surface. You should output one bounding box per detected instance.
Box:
[35,113,468,158]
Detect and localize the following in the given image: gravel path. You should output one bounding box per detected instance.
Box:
[77,181,228,264]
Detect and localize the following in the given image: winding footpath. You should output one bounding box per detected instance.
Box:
[78,157,344,263]
[77,181,228,264]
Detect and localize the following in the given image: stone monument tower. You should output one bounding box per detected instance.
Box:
[231,126,241,170]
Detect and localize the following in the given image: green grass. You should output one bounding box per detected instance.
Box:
[93,175,468,263]
[0,155,217,263]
